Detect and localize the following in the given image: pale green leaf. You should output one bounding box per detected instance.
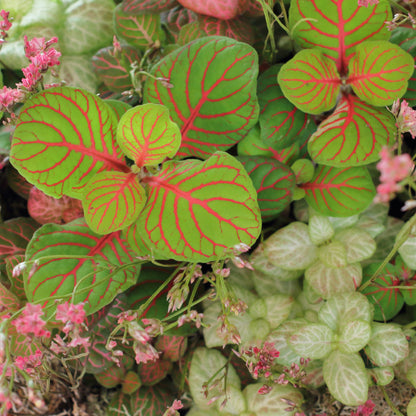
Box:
[318,241,347,268]
[323,350,368,406]
[334,228,376,263]
[338,320,371,353]
[365,323,409,367]
[264,222,318,270]
[308,214,334,245]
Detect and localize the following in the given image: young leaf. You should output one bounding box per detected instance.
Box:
[307,95,396,167]
[144,36,259,159]
[302,165,376,217]
[323,350,368,406]
[161,6,198,43]
[24,219,139,318]
[278,49,341,115]
[82,171,146,234]
[289,0,392,73]
[264,222,318,271]
[237,156,296,221]
[347,41,414,106]
[318,241,347,268]
[117,104,181,167]
[365,323,409,367]
[334,228,376,263]
[308,214,334,246]
[138,152,261,262]
[114,5,163,50]
[258,65,315,148]
[289,324,334,360]
[10,87,128,199]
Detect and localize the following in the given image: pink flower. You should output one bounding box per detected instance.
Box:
[351,400,375,416]
[395,100,416,139]
[134,342,159,364]
[56,301,86,325]
[14,349,43,374]
[375,147,414,203]
[163,399,183,416]
[12,303,50,338]
[0,10,12,39]
[358,0,379,6]
[242,342,280,379]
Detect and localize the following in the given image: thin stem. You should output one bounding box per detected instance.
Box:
[379,385,405,416]
[389,0,412,15]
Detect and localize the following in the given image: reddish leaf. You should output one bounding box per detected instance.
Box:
[28,187,83,225]
[308,95,396,167]
[114,4,163,50]
[138,358,172,385]
[259,64,315,148]
[289,0,392,73]
[347,41,414,106]
[0,282,21,313]
[138,152,261,262]
[92,45,141,93]
[82,171,146,234]
[95,363,126,388]
[155,335,187,362]
[0,218,39,272]
[144,36,259,159]
[161,6,198,43]
[24,219,139,318]
[6,165,33,199]
[121,0,179,14]
[278,49,341,115]
[177,0,242,20]
[122,371,142,394]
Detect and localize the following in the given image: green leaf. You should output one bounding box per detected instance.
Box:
[323,350,368,406]
[263,222,318,270]
[318,241,347,268]
[10,87,128,199]
[289,324,334,360]
[278,49,341,115]
[258,64,314,148]
[305,261,362,299]
[82,171,146,234]
[308,214,334,246]
[347,41,414,106]
[368,367,394,386]
[138,152,261,262]
[263,294,294,329]
[398,235,416,269]
[114,4,163,49]
[144,36,259,159]
[307,95,396,167]
[117,103,181,168]
[237,156,296,221]
[289,0,391,73]
[24,219,139,318]
[302,165,376,217]
[318,292,373,332]
[338,320,371,354]
[365,323,409,367]
[334,228,376,263]
[62,0,114,55]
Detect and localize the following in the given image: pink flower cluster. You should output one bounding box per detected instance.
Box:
[375,147,414,203]
[394,99,416,139]
[14,349,43,374]
[242,342,280,379]
[0,10,11,42]
[12,303,50,338]
[351,400,375,416]
[127,321,160,364]
[163,399,183,416]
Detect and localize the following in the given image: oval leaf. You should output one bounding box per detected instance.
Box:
[117,104,181,167]
[10,87,128,198]
[176,0,242,20]
[24,219,139,318]
[308,95,396,167]
[144,36,259,159]
[338,320,371,354]
[347,41,414,106]
[121,0,179,14]
[82,171,146,234]
[138,152,261,262]
[302,165,376,217]
[289,0,392,73]
[278,49,341,115]
[334,227,376,263]
[323,350,368,406]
